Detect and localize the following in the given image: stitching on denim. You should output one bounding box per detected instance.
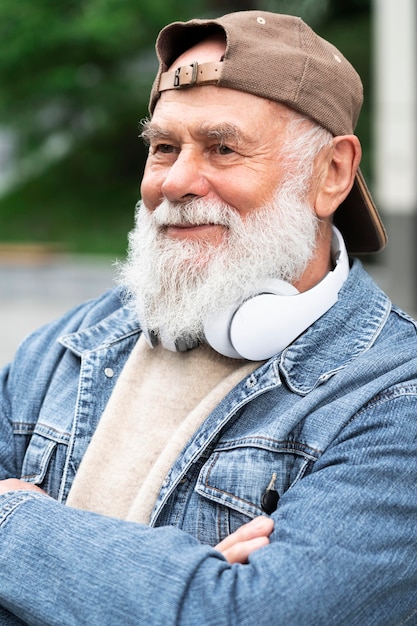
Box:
[215,436,321,458]
[0,494,32,526]
[346,384,417,428]
[12,421,71,444]
[201,453,271,514]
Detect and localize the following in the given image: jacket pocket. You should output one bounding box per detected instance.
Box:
[19,422,71,499]
[195,437,318,542]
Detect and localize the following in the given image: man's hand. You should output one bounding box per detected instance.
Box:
[215,515,274,564]
[0,478,47,496]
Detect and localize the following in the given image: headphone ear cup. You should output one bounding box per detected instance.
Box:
[230,293,306,360]
[203,279,298,359]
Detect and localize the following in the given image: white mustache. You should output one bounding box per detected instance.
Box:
[151,198,235,228]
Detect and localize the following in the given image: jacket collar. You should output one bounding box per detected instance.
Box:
[59,303,141,356]
[278,259,390,394]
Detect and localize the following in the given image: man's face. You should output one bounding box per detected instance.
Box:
[123,38,323,345]
[141,84,298,248]
[121,93,320,346]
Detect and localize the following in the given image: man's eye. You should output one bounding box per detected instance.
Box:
[155,143,174,153]
[216,144,234,155]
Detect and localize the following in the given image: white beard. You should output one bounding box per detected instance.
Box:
[118,178,320,347]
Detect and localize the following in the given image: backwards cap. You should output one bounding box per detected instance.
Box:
[149,11,386,253]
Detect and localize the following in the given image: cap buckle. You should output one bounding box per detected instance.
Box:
[173,62,199,88]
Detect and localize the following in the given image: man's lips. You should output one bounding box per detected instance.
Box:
[164,223,227,241]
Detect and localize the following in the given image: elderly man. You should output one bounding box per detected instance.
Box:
[0,10,416,625]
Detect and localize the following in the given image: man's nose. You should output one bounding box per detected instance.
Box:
[161,150,210,202]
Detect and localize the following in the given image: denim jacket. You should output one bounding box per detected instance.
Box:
[1,259,417,625]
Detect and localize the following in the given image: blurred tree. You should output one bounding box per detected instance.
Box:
[0,0,210,253]
[328,0,371,18]
[0,0,209,160]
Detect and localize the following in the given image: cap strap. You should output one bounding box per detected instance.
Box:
[159,61,223,92]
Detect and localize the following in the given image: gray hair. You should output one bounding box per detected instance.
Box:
[280,112,333,190]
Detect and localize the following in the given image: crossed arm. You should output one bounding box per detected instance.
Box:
[1,393,417,625]
[0,478,274,564]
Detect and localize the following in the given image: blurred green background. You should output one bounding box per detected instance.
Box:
[0,0,372,257]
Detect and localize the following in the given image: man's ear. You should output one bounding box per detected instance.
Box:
[314,135,362,219]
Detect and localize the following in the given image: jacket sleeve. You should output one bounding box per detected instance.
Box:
[1,388,417,626]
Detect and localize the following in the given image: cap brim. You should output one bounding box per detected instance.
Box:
[334,169,387,254]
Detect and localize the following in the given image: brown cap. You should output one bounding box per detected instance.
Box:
[149,11,387,254]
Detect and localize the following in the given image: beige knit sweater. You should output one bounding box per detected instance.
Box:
[67,335,260,524]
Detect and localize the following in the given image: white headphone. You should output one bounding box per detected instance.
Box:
[143,226,349,361]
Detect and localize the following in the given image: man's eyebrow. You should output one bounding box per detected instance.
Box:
[140,119,248,146]
[197,122,242,145]
[140,120,171,144]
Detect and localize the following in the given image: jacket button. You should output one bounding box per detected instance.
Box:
[104,367,114,378]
